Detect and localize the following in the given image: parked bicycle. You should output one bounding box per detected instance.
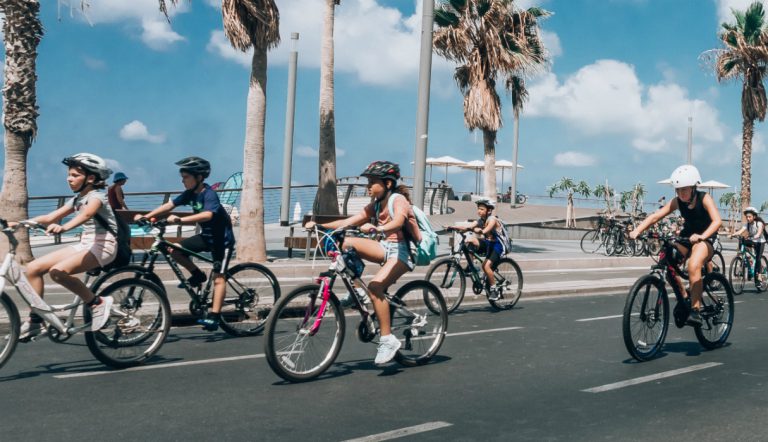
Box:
[90,218,280,336]
[728,237,768,294]
[0,220,170,370]
[622,233,733,361]
[580,215,611,254]
[264,227,448,382]
[425,228,523,313]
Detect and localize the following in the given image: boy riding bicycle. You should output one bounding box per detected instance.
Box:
[134,156,235,332]
[630,165,722,326]
[305,160,417,365]
[11,153,117,340]
[450,199,505,301]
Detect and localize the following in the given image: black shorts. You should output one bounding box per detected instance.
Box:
[178,234,233,273]
[477,239,502,267]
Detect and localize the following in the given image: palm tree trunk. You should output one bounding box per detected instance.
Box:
[315,0,339,215]
[237,45,268,263]
[0,133,33,261]
[741,117,753,214]
[566,193,574,228]
[510,108,520,207]
[482,129,497,199]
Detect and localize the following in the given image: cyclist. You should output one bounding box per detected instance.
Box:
[107,172,129,210]
[305,160,416,365]
[134,157,235,332]
[729,206,766,282]
[630,165,722,326]
[449,198,504,301]
[11,153,116,340]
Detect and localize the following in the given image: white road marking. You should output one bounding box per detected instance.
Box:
[342,421,453,442]
[447,326,523,337]
[581,362,723,393]
[576,313,638,322]
[54,354,265,379]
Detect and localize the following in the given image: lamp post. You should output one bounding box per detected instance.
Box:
[280,33,299,226]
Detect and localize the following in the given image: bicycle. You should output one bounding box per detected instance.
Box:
[622,233,734,362]
[264,227,448,382]
[728,237,768,294]
[425,228,523,313]
[0,220,170,370]
[89,218,280,336]
[580,216,610,254]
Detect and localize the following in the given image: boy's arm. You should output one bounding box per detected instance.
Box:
[481,216,498,235]
[136,201,176,221]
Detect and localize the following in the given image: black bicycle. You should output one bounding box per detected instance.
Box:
[425,228,523,313]
[90,219,281,336]
[622,234,734,361]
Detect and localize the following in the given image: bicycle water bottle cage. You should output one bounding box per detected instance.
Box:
[342,248,365,279]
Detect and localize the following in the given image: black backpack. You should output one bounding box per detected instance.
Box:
[94,209,132,270]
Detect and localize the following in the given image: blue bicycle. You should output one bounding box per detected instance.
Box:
[728,237,768,294]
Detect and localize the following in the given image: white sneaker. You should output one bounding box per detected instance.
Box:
[19,320,46,342]
[374,334,402,365]
[90,296,114,331]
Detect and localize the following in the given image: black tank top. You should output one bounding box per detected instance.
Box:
[678,190,715,238]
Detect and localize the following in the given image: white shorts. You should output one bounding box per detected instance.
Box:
[379,240,414,271]
[71,236,117,267]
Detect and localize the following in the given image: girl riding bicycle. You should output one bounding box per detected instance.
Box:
[630,164,722,326]
[729,206,766,281]
[11,153,117,340]
[305,160,416,365]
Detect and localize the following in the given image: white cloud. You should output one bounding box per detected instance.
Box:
[554,151,597,167]
[119,120,166,143]
[295,145,346,158]
[82,55,107,71]
[140,18,185,50]
[526,59,725,153]
[541,30,562,59]
[716,0,758,26]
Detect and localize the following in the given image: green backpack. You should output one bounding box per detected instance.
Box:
[377,193,438,266]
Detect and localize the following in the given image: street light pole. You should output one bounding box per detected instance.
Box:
[280,33,299,226]
[687,116,693,164]
[412,0,434,210]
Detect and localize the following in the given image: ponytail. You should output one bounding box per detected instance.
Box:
[394,184,411,203]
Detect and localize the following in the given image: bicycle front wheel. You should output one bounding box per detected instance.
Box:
[425,257,466,313]
[756,256,768,292]
[623,275,669,361]
[695,272,734,349]
[489,257,524,310]
[219,263,281,337]
[0,292,20,370]
[728,257,746,295]
[85,279,171,369]
[390,281,448,367]
[264,284,345,382]
[580,229,602,254]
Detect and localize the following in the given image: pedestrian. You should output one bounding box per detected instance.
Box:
[108,172,129,210]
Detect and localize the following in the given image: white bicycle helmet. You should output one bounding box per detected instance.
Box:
[62,153,112,181]
[669,165,701,189]
[475,198,496,209]
[744,206,759,216]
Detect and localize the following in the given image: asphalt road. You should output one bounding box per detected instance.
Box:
[2,286,768,441]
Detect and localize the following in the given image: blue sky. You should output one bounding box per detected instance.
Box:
[6,0,768,206]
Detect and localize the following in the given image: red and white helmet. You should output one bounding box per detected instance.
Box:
[669,165,701,189]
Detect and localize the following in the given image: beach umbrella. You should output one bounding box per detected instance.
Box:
[495,159,524,195]
[657,178,672,185]
[426,156,466,185]
[699,179,730,198]
[460,160,485,194]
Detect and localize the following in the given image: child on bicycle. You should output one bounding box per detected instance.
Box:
[305,160,416,365]
[450,199,504,300]
[630,165,722,326]
[134,156,235,332]
[11,153,117,340]
[729,206,766,281]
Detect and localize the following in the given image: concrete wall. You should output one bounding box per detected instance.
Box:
[509,224,590,241]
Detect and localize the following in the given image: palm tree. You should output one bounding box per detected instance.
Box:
[548,177,590,228]
[705,1,768,212]
[619,183,646,215]
[508,75,527,207]
[163,0,280,262]
[719,191,741,233]
[315,0,340,215]
[0,0,44,263]
[593,183,615,215]
[433,0,550,199]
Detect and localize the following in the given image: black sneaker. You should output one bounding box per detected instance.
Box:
[488,288,500,301]
[686,309,703,327]
[197,317,219,332]
[178,272,207,289]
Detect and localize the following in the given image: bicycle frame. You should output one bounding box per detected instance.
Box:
[736,238,761,273]
[449,231,501,286]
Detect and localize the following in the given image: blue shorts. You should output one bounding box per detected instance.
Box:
[379,240,415,270]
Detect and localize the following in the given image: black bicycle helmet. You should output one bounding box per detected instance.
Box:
[360,160,400,182]
[176,156,211,178]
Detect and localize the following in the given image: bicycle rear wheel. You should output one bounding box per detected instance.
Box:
[264,284,345,382]
[0,292,20,370]
[425,257,466,313]
[622,275,669,361]
[728,257,746,295]
[390,281,448,367]
[89,265,165,296]
[219,263,281,337]
[489,257,523,310]
[756,256,768,292]
[695,272,734,349]
[580,229,602,254]
[710,251,725,275]
[85,279,171,368]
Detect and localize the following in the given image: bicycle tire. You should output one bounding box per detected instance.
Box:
[694,272,734,349]
[84,279,171,368]
[264,284,345,383]
[622,274,669,362]
[0,292,20,370]
[425,257,466,313]
[728,256,746,295]
[756,256,768,292]
[218,262,281,337]
[580,229,602,254]
[90,265,166,296]
[488,257,524,310]
[711,251,726,275]
[390,280,448,367]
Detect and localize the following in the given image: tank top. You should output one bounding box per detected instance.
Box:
[677,191,715,238]
[477,215,502,242]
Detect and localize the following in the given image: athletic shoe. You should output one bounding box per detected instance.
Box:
[90,296,114,331]
[686,309,703,327]
[488,287,500,301]
[178,272,207,289]
[197,317,219,332]
[374,334,402,365]
[19,319,46,342]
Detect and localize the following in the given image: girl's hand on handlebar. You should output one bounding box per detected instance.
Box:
[689,233,703,244]
[360,223,378,234]
[304,221,317,230]
[46,223,64,235]
[473,227,482,234]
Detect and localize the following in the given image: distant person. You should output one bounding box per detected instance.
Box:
[504,187,512,203]
[108,172,129,210]
[657,195,666,210]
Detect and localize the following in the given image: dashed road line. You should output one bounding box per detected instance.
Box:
[581,362,723,393]
[342,421,453,442]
